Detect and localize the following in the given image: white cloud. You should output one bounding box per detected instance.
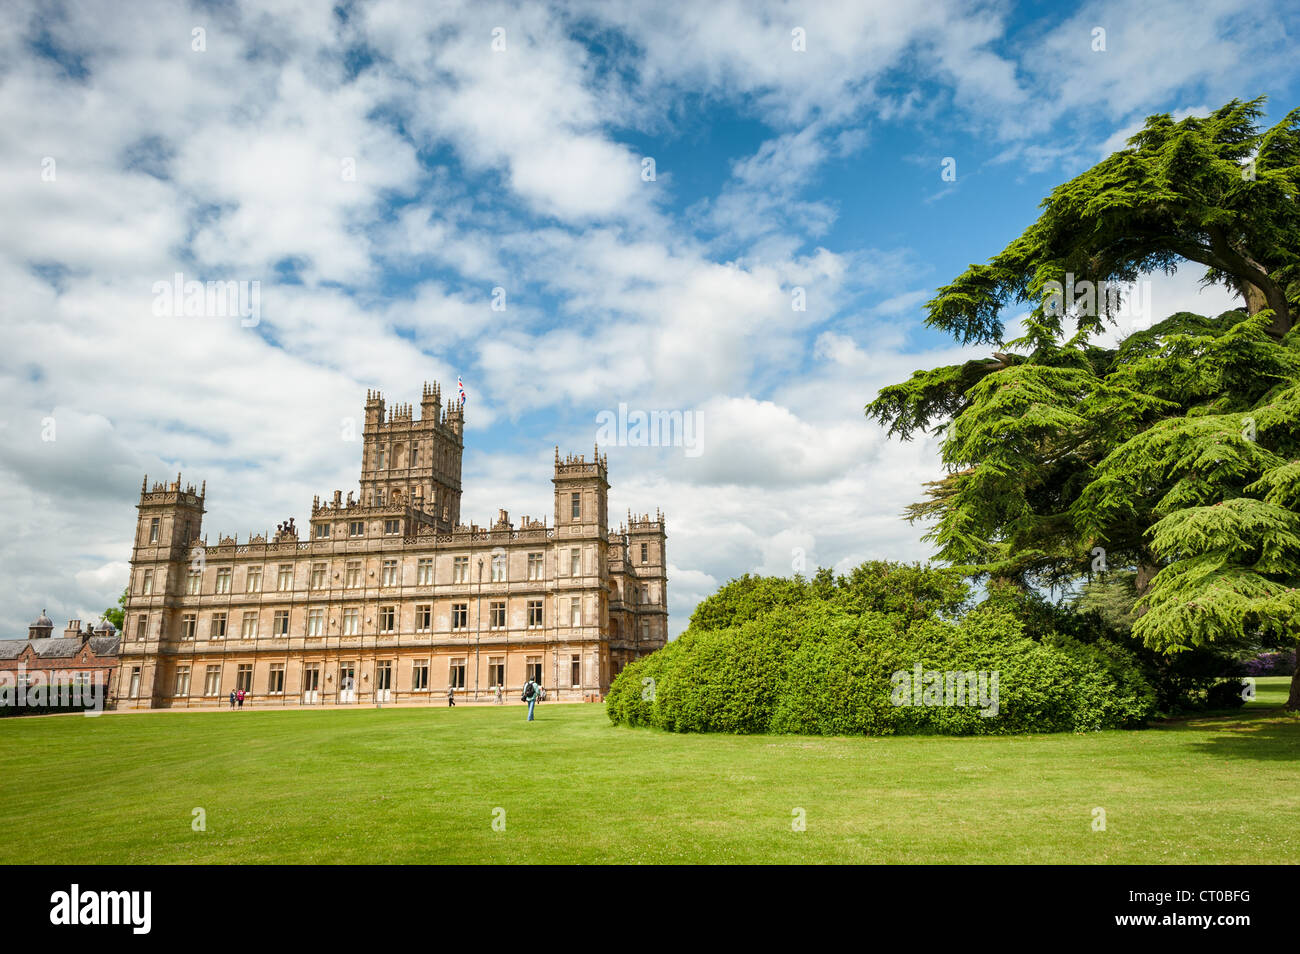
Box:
[0,0,1285,643]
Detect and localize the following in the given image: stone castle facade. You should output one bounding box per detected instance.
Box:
[118,382,667,708]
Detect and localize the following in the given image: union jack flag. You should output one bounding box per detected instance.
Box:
[457,375,467,405]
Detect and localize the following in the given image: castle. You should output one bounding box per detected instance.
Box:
[118,383,667,708]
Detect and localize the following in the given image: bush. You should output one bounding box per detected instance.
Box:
[1204,679,1248,710]
[1244,650,1297,676]
[609,601,1156,736]
[688,562,969,633]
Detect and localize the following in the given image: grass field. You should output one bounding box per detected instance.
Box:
[1,676,1295,864]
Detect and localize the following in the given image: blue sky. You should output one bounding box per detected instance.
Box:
[2,0,1298,636]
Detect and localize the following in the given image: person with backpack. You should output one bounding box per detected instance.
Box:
[522,677,539,721]
[447,685,455,708]
[229,689,236,710]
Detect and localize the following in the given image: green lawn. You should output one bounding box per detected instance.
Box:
[2,677,1295,864]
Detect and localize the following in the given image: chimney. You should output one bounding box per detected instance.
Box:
[64,620,82,639]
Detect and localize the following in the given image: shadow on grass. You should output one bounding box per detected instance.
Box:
[1151,706,1300,762]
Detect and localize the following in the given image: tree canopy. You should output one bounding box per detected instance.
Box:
[866,99,1300,709]
[922,98,1299,346]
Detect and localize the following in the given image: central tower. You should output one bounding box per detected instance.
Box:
[359,383,464,529]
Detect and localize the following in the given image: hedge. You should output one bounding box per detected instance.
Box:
[608,603,1156,736]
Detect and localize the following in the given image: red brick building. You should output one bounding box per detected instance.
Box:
[0,611,121,710]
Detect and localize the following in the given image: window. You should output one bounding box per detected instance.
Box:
[384,519,401,535]
[570,597,582,628]
[377,448,386,469]
[382,559,398,586]
[642,619,650,642]
[417,558,433,585]
[307,608,325,637]
[174,666,191,696]
[210,613,227,639]
[376,660,393,691]
[570,492,580,520]
[273,609,290,636]
[415,604,431,632]
[148,518,160,543]
[142,569,154,595]
[490,601,506,630]
[451,603,468,631]
[277,565,293,591]
[216,568,231,594]
[311,563,326,589]
[453,556,469,583]
[527,599,543,629]
[488,658,505,688]
[241,611,258,639]
[246,567,262,593]
[379,606,395,633]
[375,489,384,507]
[527,552,543,580]
[569,548,581,576]
[571,654,581,686]
[449,658,466,689]
[181,613,197,639]
[236,664,253,692]
[343,608,360,635]
[641,543,648,563]
[314,523,330,539]
[187,568,201,594]
[268,664,285,694]
[412,660,429,691]
[349,521,364,537]
[491,552,506,582]
[526,656,543,684]
[346,560,362,588]
[203,665,221,696]
[135,615,148,640]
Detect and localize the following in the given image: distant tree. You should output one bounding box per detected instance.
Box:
[103,587,127,631]
[866,99,1300,709]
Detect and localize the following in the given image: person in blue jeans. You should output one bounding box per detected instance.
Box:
[524,678,539,721]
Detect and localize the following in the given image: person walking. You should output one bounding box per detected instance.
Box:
[447,685,455,708]
[523,677,539,721]
[494,684,503,705]
[229,689,236,710]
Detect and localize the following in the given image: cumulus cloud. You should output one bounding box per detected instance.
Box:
[0,0,1283,639]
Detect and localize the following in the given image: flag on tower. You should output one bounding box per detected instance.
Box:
[457,375,467,405]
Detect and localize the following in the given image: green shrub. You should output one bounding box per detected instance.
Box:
[1204,679,1248,710]
[610,602,1156,736]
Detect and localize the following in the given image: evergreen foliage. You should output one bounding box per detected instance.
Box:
[865,99,1300,709]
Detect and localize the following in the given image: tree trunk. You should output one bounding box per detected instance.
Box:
[1288,659,1300,712]
[1206,227,1292,336]
[1240,280,1292,337]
